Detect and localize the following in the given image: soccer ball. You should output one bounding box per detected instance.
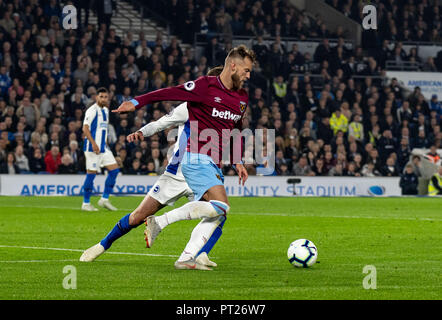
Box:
[287,239,318,268]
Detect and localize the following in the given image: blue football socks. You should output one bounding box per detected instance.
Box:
[83,173,96,203]
[102,168,119,199]
[100,213,142,250]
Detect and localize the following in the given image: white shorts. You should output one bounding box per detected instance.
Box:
[148,173,194,206]
[85,149,117,171]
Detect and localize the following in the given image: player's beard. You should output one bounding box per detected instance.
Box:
[97,100,108,107]
[231,73,242,91]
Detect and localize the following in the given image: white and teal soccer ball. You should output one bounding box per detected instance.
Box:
[287,239,318,268]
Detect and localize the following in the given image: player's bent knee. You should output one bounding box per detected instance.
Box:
[209,200,230,216]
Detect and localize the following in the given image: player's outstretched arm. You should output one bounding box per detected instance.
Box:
[112,77,207,114]
[112,101,136,113]
[143,102,189,136]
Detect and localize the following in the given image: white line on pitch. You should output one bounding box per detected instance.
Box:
[0,245,178,258]
[237,212,441,221]
[0,204,439,221]
[0,204,115,210]
[0,259,78,263]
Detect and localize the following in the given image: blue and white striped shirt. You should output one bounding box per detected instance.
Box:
[83,103,109,153]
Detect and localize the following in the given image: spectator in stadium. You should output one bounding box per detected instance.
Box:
[367,148,382,173]
[348,114,364,142]
[276,162,289,176]
[397,138,411,172]
[322,150,335,171]
[377,129,397,163]
[400,164,419,195]
[314,38,332,64]
[352,153,364,173]
[428,165,442,196]
[15,96,40,129]
[430,95,442,116]
[14,145,29,173]
[423,57,438,72]
[311,157,328,176]
[0,12,15,34]
[413,129,430,149]
[44,145,61,174]
[46,130,62,152]
[361,161,380,177]
[145,161,158,176]
[329,108,348,136]
[29,148,46,173]
[292,155,313,176]
[272,75,287,103]
[0,137,7,163]
[67,140,83,171]
[126,158,144,175]
[0,152,20,174]
[396,100,413,124]
[380,156,400,177]
[58,154,77,174]
[328,162,344,176]
[275,149,288,172]
[149,148,163,174]
[73,61,90,85]
[344,161,361,177]
[316,116,333,145]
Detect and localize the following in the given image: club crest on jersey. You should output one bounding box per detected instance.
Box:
[240,101,247,113]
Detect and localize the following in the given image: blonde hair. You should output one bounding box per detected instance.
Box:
[225,44,256,64]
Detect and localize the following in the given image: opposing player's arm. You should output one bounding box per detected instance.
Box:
[141,102,189,137]
[113,77,208,113]
[127,102,189,143]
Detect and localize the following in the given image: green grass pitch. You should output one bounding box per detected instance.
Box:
[0,196,440,300]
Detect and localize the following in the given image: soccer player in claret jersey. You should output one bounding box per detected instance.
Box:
[79,68,224,267]
[113,45,256,269]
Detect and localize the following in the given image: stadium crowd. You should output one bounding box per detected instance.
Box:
[326,0,442,44]
[0,0,441,181]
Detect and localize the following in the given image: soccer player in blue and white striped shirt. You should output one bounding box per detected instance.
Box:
[81,87,120,211]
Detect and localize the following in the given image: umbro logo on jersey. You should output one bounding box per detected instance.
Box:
[214,96,222,103]
[211,108,241,122]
